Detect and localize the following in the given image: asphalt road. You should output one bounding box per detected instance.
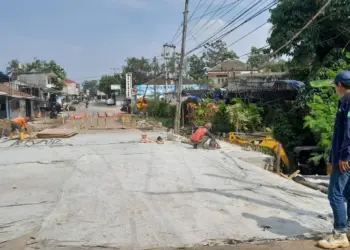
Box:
[0,130,333,250]
[75,100,121,115]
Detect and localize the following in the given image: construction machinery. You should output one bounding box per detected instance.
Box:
[228,132,290,168]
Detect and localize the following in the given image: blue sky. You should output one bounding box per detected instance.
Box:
[0,0,271,82]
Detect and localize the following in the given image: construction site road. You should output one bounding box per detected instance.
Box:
[0,130,333,250]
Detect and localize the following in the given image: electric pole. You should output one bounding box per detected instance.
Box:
[174,0,189,134]
[163,43,176,98]
[110,68,119,75]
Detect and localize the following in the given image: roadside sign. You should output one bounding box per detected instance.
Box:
[111,84,121,90]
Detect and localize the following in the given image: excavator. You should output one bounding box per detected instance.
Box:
[228,132,290,168]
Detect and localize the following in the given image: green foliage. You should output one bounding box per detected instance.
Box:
[98,75,122,96]
[304,88,338,162]
[147,98,175,118]
[202,40,238,68]
[211,104,235,133]
[302,57,350,162]
[5,59,26,75]
[82,80,98,94]
[188,54,207,80]
[19,58,67,90]
[122,57,152,84]
[225,99,263,132]
[272,108,306,153]
[263,60,288,72]
[268,0,350,68]
[247,46,269,70]
[147,98,175,128]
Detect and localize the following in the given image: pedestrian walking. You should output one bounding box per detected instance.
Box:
[318,71,350,249]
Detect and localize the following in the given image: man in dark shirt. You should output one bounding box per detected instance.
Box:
[318,71,350,249]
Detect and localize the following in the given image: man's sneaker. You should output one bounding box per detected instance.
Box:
[317,233,349,249]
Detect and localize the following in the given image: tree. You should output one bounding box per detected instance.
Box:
[166,52,180,76]
[98,75,122,96]
[6,59,26,77]
[150,57,162,78]
[188,54,207,80]
[226,99,262,132]
[82,80,98,95]
[247,46,269,70]
[268,0,350,68]
[25,58,67,90]
[202,40,238,68]
[263,60,288,72]
[303,52,350,162]
[122,57,152,84]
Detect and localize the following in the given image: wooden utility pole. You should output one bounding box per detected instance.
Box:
[174,0,189,134]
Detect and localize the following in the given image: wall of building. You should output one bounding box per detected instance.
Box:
[8,98,26,118]
[63,84,77,95]
[18,74,50,88]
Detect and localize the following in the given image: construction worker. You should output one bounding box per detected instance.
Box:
[190,122,215,149]
[318,71,350,249]
[11,117,30,134]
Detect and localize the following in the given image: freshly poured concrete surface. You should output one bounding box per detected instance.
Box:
[0,132,332,249]
[0,162,74,244]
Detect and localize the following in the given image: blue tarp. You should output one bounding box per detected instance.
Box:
[0,71,10,83]
[278,80,304,89]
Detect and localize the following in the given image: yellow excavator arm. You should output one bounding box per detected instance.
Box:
[228,133,290,168]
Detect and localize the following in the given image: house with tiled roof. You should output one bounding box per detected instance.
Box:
[207,59,258,87]
[63,79,79,96]
[0,81,38,119]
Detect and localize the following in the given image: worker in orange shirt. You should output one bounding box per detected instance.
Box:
[190,123,216,149]
[11,117,30,134]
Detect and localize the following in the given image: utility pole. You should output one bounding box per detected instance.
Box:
[110,68,119,75]
[163,43,176,98]
[174,0,189,134]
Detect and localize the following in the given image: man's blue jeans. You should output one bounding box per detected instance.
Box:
[328,167,350,233]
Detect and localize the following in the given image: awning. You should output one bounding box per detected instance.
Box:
[0,91,8,96]
[277,80,305,89]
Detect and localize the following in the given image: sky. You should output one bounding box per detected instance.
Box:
[0,0,272,82]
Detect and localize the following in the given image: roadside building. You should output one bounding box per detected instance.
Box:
[207,59,258,88]
[0,82,38,118]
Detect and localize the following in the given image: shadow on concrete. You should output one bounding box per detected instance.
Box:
[242,212,316,236]
[145,187,323,218]
[204,173,325,200]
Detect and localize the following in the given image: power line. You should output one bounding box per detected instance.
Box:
[238,20,347,60]
[191,1,272,56]
[188,0,215,36]
[186,0,276,56]
[191,0,243,40]
[171,0,244,44]
[171,0,204,44]
[227,21,269,48]
[270,0,333,57]
[189,0,229,40]
[186,0,269,53]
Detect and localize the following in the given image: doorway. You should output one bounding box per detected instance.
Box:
[25,99,31,117]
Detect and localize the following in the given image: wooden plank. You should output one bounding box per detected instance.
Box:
[289,170,300,180]
[37,128,77,138]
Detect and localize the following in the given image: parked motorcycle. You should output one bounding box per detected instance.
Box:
[49,109,58,119]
